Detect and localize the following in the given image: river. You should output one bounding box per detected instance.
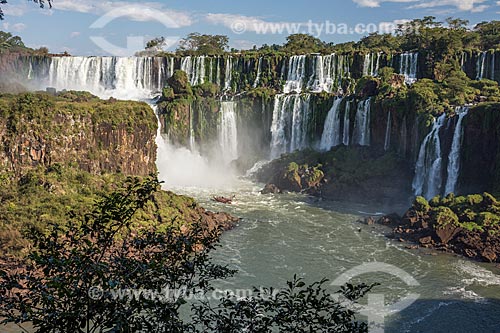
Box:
[167,178,500,333]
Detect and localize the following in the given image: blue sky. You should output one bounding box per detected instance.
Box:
[1,0,498,55]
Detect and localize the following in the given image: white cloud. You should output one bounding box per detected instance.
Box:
[231,39,256,50]
[352,0,417,8]
[2,4,28,17]
[52,0,193,27]
[2,22,27,32]
[205,13,302,34]
[11,23,27,32]
[410,0,489,12]
[70,32,81,38]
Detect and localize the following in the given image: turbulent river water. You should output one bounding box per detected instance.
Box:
[165,177,500,333]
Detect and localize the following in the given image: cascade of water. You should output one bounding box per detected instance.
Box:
[189,105,196,151]
[47,56,157,99]
[476,52,487,80]
[491,51,496,81]
[284,55,306,93]
[319,97,343,151]
[181,56,206,86]
[253,57,263,88]
[412,113,447,199]
[384,111,392,151]
[444,107,469,195]
[219,101,239,163]
[290,94,311,152]
[224,57,233,91]
[375,52,381,76]
[399,52,418,84]
[363,54,371,76]
[352,98,371,146]
[270,94,311,158]
[342,101,351,146]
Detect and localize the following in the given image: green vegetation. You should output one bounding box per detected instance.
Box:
[0,91,156,133]
[0,164,208,258]
[177,32,229,55]
[412,193,500,232]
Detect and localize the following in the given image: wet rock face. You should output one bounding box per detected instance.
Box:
[261,183,282,194]
[260,162,325,195]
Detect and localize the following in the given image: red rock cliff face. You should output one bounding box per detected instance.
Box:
[0,93,158,177]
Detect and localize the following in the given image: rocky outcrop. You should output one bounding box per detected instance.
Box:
[0,92,157,176]
[256,147,413,205]
[379,194,500,263]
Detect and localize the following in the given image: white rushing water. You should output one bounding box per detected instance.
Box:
[363,52,381,77]
[253,57,262,88]
[181,56,206,86]
[384,111,392,151]
[218,101,239,164]
[284,55,307,93]
[444,107,469,195]
[399,52,418,84]
[413,113,446,199]
[352,98,371,146]
[319,97,343,151]
[270,94,311,158]
[342,100,351,146]
[224,57,233,91]
[476,51,487,80]
[48,56,165,99]
[413,109,470,199]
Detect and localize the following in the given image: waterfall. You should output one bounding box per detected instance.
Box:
[444,107,469,195]
[46,56,165,99]
[253,57,262,88]
[476,52,487,80]
[384,111,392,151]
[319,97,343,151]
[181,56,206,86]
[491,51,496,81]
[189,105,196,151]
[218,101,238,163]
[363,54,371,77]
[363,53,379,77]
[224,57,233,91]
[352,98,371,146]
[270,94,311,158]
[284,55,307,93]
[342,101,351,146]
[412,113,447,199]
[398,52,418,84]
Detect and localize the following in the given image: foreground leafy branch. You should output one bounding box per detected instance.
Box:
[0,175,373,332]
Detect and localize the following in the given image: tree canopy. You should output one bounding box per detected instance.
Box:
[177,33,229,55]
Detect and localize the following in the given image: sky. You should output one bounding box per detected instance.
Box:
[0,0,498,55]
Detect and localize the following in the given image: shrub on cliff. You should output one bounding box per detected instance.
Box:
[167,70,193,96]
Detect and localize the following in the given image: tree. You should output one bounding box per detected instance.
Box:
[0,0,51,20]
[146,36,166,50]
[474,21,500,50]
[283,34,325,54]
[0,176,374,332]
[0,31,24,49]
[177,33,228,55]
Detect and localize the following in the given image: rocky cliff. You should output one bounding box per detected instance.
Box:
[0,91,157,176]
